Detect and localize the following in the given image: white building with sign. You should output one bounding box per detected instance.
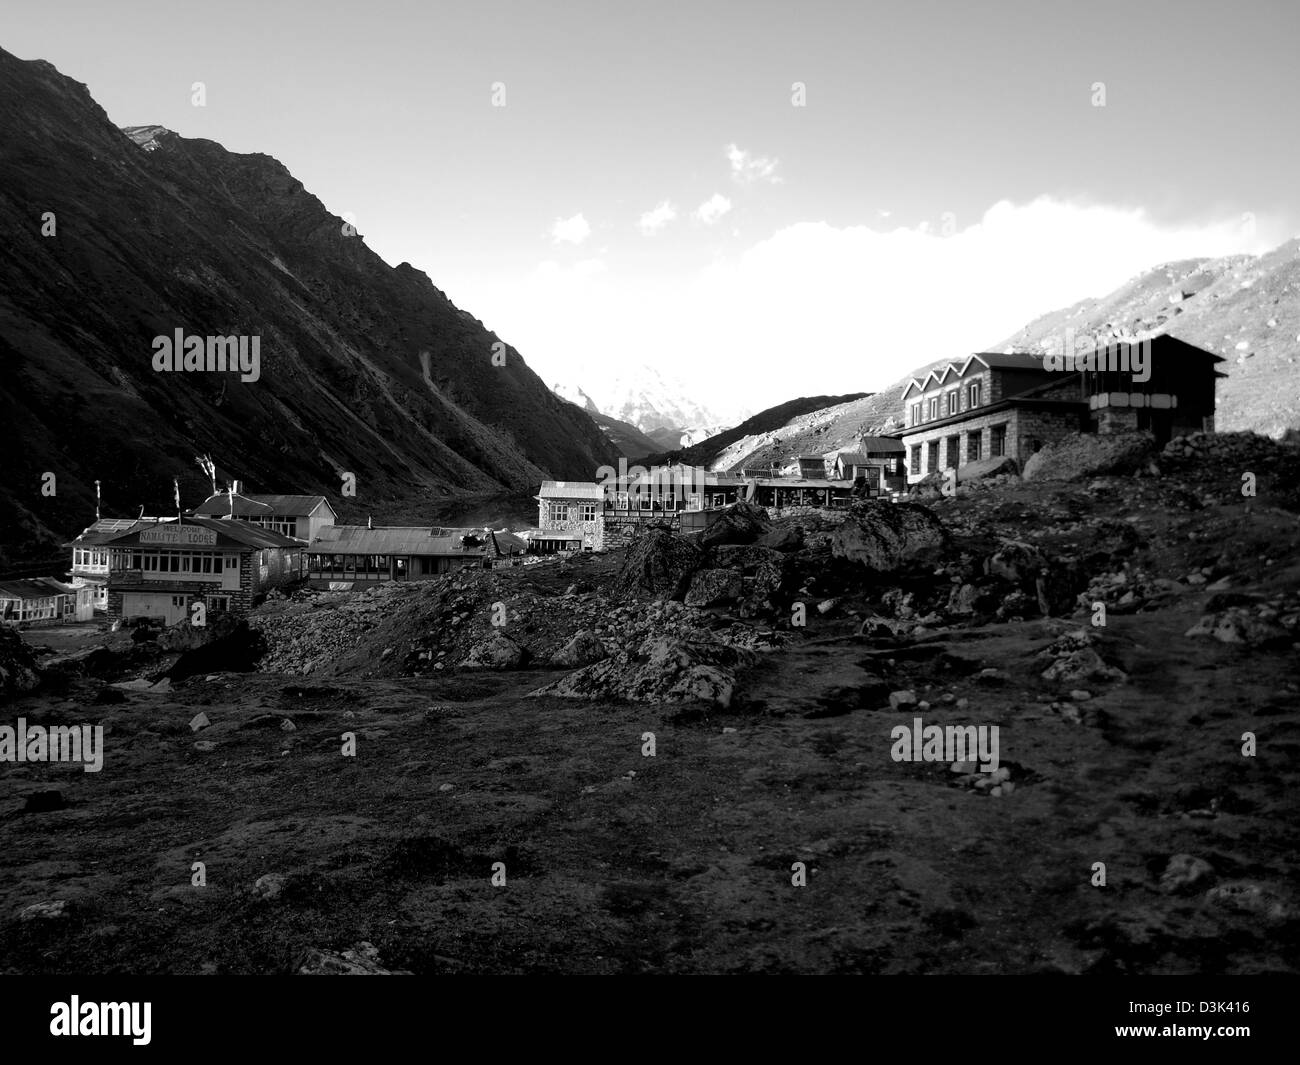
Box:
[98,516,305,624]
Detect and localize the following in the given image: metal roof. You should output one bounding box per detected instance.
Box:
[193,493,335,518]
[0,577,74,600]
[538,481,606,500]
[309,526,487,556]
[98,516,302,550]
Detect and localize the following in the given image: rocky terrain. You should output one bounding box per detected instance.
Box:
[0,47,618,567]
[2,429,1297,974]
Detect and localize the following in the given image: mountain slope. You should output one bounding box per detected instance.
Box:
[0,48,617,565]
[997,241,1300,436]
[644,393,872,469]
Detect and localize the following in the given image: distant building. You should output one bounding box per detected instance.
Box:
[898,339,1224,484]
[537,481,606,550]
[99,517,305,624]
[305,526,490,587]
[829,437,907,493]
[192,485,336,541]
[779,455,829,479]
[0,578,94,627]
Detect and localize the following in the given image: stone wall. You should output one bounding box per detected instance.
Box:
[904,406,1086,482]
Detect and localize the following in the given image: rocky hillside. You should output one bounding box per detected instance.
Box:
[645,393,873,470]
[999,240,1300,437]
[0,47,617,566]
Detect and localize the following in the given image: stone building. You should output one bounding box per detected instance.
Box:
[536,481,606,550]
[898,338,1224,484]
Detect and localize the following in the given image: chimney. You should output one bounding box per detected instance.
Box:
[231,479,243,496]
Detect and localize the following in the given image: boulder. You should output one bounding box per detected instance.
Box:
[956,455,1019,483]
[0,627,41,697]
[684,568,744,608]
[459,631,527,670]
[1022,431,1156,482]
[613,529,705,601]
[550,629,607,668]
[757,525,805,552]
[711,545,794,616]
[700,500,771,548]
[830,501,948,572]
[158,612,264,680]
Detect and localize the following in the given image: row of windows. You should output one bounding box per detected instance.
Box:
[110,550,240,573]
[73,549,109,568]
[247,517,298,536]
[908,423,1008,474]
[910,382,981,427]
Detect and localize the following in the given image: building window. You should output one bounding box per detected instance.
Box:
[969,382,980,408]
[687,494,702,511]
[552,504,569,522]
[208,595,231,613]
[947,391,959,416]
[911,403,921,426]
[928,397,939,420]
[639,495,652,511]
[580,503,596,521]
[909,446,921,475]
[711,493,725,508]
[615,492,629,511]
[967,430,982,462]
[926,440,939,472]
[990,424,1007,458]
[946,434,961,468]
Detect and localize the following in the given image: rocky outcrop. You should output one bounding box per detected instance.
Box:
[530,633,755,708]
[684,568,744,608]
[699,500,771,548]
[157,612,264,680]
[829,501,948,572]
[757,525,804,551]
[550,629,608,668]
[459,631,528,670]
[614,529,705,601]
[711,544,794,617]
[1022,431,1156,482]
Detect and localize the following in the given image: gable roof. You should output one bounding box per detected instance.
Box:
[902,352,1049,400]
[193,493,335,519]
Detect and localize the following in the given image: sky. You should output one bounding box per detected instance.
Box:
[6,0,1298,424]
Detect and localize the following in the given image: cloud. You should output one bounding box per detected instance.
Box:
[550,212,591,245]
[638,201,677,235]
[693,193,732,226]
[726,143,780,185]
[447,197,1279,421]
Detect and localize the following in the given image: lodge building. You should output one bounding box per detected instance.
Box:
[99,517,305,625]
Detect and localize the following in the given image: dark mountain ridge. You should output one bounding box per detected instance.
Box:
[0,47,617,566]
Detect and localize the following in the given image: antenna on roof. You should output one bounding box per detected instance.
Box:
[367,515,373,529]
[94,479,101,523]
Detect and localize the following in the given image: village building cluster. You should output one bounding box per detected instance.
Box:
[2,335,1221,629]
